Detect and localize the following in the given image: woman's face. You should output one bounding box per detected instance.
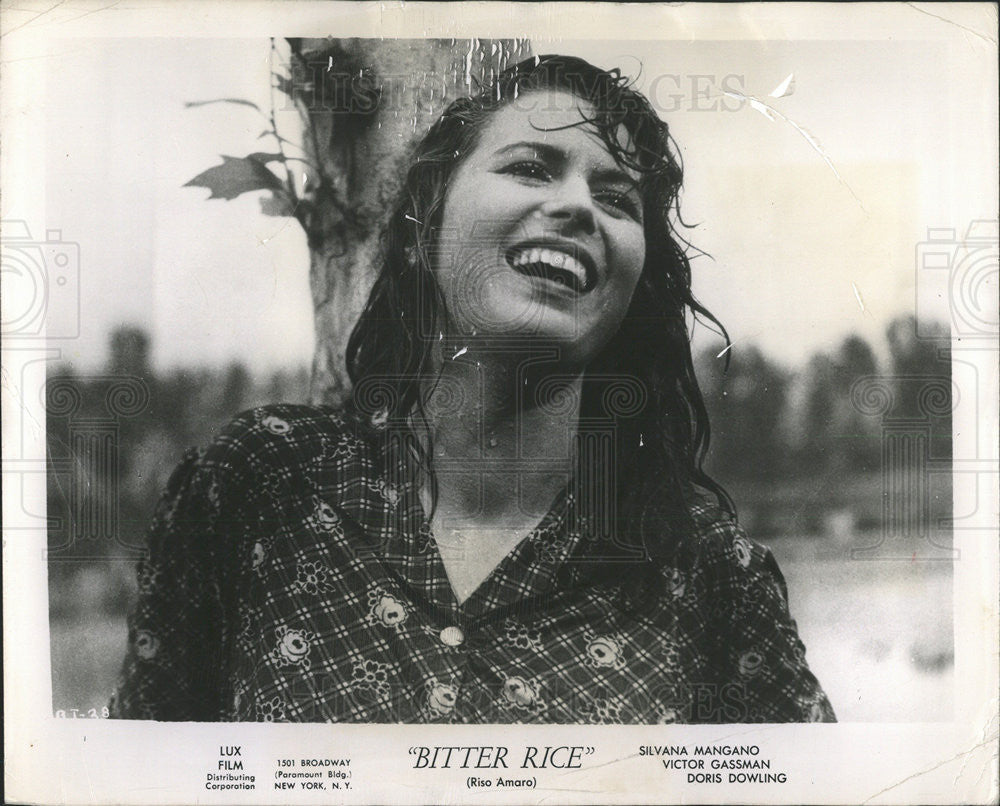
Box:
[433,89,646,367]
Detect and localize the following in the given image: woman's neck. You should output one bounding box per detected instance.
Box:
[421,345,582,524]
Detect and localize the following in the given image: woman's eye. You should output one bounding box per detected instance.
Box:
[595,189,642,220]
[502,161,551,181]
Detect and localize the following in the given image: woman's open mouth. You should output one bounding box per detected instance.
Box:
[505,245,594,293]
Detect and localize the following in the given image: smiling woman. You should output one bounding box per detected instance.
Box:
[108,55,835,724]
[434,90,646,367]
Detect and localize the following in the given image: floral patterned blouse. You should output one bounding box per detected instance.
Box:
[109,404,835,724]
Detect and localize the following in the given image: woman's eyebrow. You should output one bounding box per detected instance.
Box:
[591,166,640,191]
[492,140,564,161]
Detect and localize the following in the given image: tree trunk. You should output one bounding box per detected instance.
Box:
[287,38,532,405]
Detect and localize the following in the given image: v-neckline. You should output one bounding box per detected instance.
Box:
[418,485,575,616]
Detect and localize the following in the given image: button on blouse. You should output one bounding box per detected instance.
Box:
[108,404,836,724]
[439,626,465,647]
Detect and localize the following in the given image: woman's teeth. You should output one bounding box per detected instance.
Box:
[509,247,588,291]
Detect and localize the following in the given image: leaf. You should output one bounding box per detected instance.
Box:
[185,97,263,113]
[245,152,286,165]
[259,190,296,218]
[184,155,284,200]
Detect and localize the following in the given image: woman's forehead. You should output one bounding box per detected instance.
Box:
[473,88,638,174]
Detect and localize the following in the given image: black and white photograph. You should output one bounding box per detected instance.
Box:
[2,2,997,803]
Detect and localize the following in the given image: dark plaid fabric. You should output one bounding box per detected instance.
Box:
[109,404,835,724]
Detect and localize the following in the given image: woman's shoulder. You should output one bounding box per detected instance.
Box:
[196,403,369,478]
[683,491,781,582]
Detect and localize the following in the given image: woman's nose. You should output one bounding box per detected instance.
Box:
[538,176,596,234]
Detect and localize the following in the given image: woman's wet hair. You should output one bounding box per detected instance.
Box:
[347,54,733,580]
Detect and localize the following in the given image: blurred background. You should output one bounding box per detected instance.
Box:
[46,315,954,722]
[35,30,984,722]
